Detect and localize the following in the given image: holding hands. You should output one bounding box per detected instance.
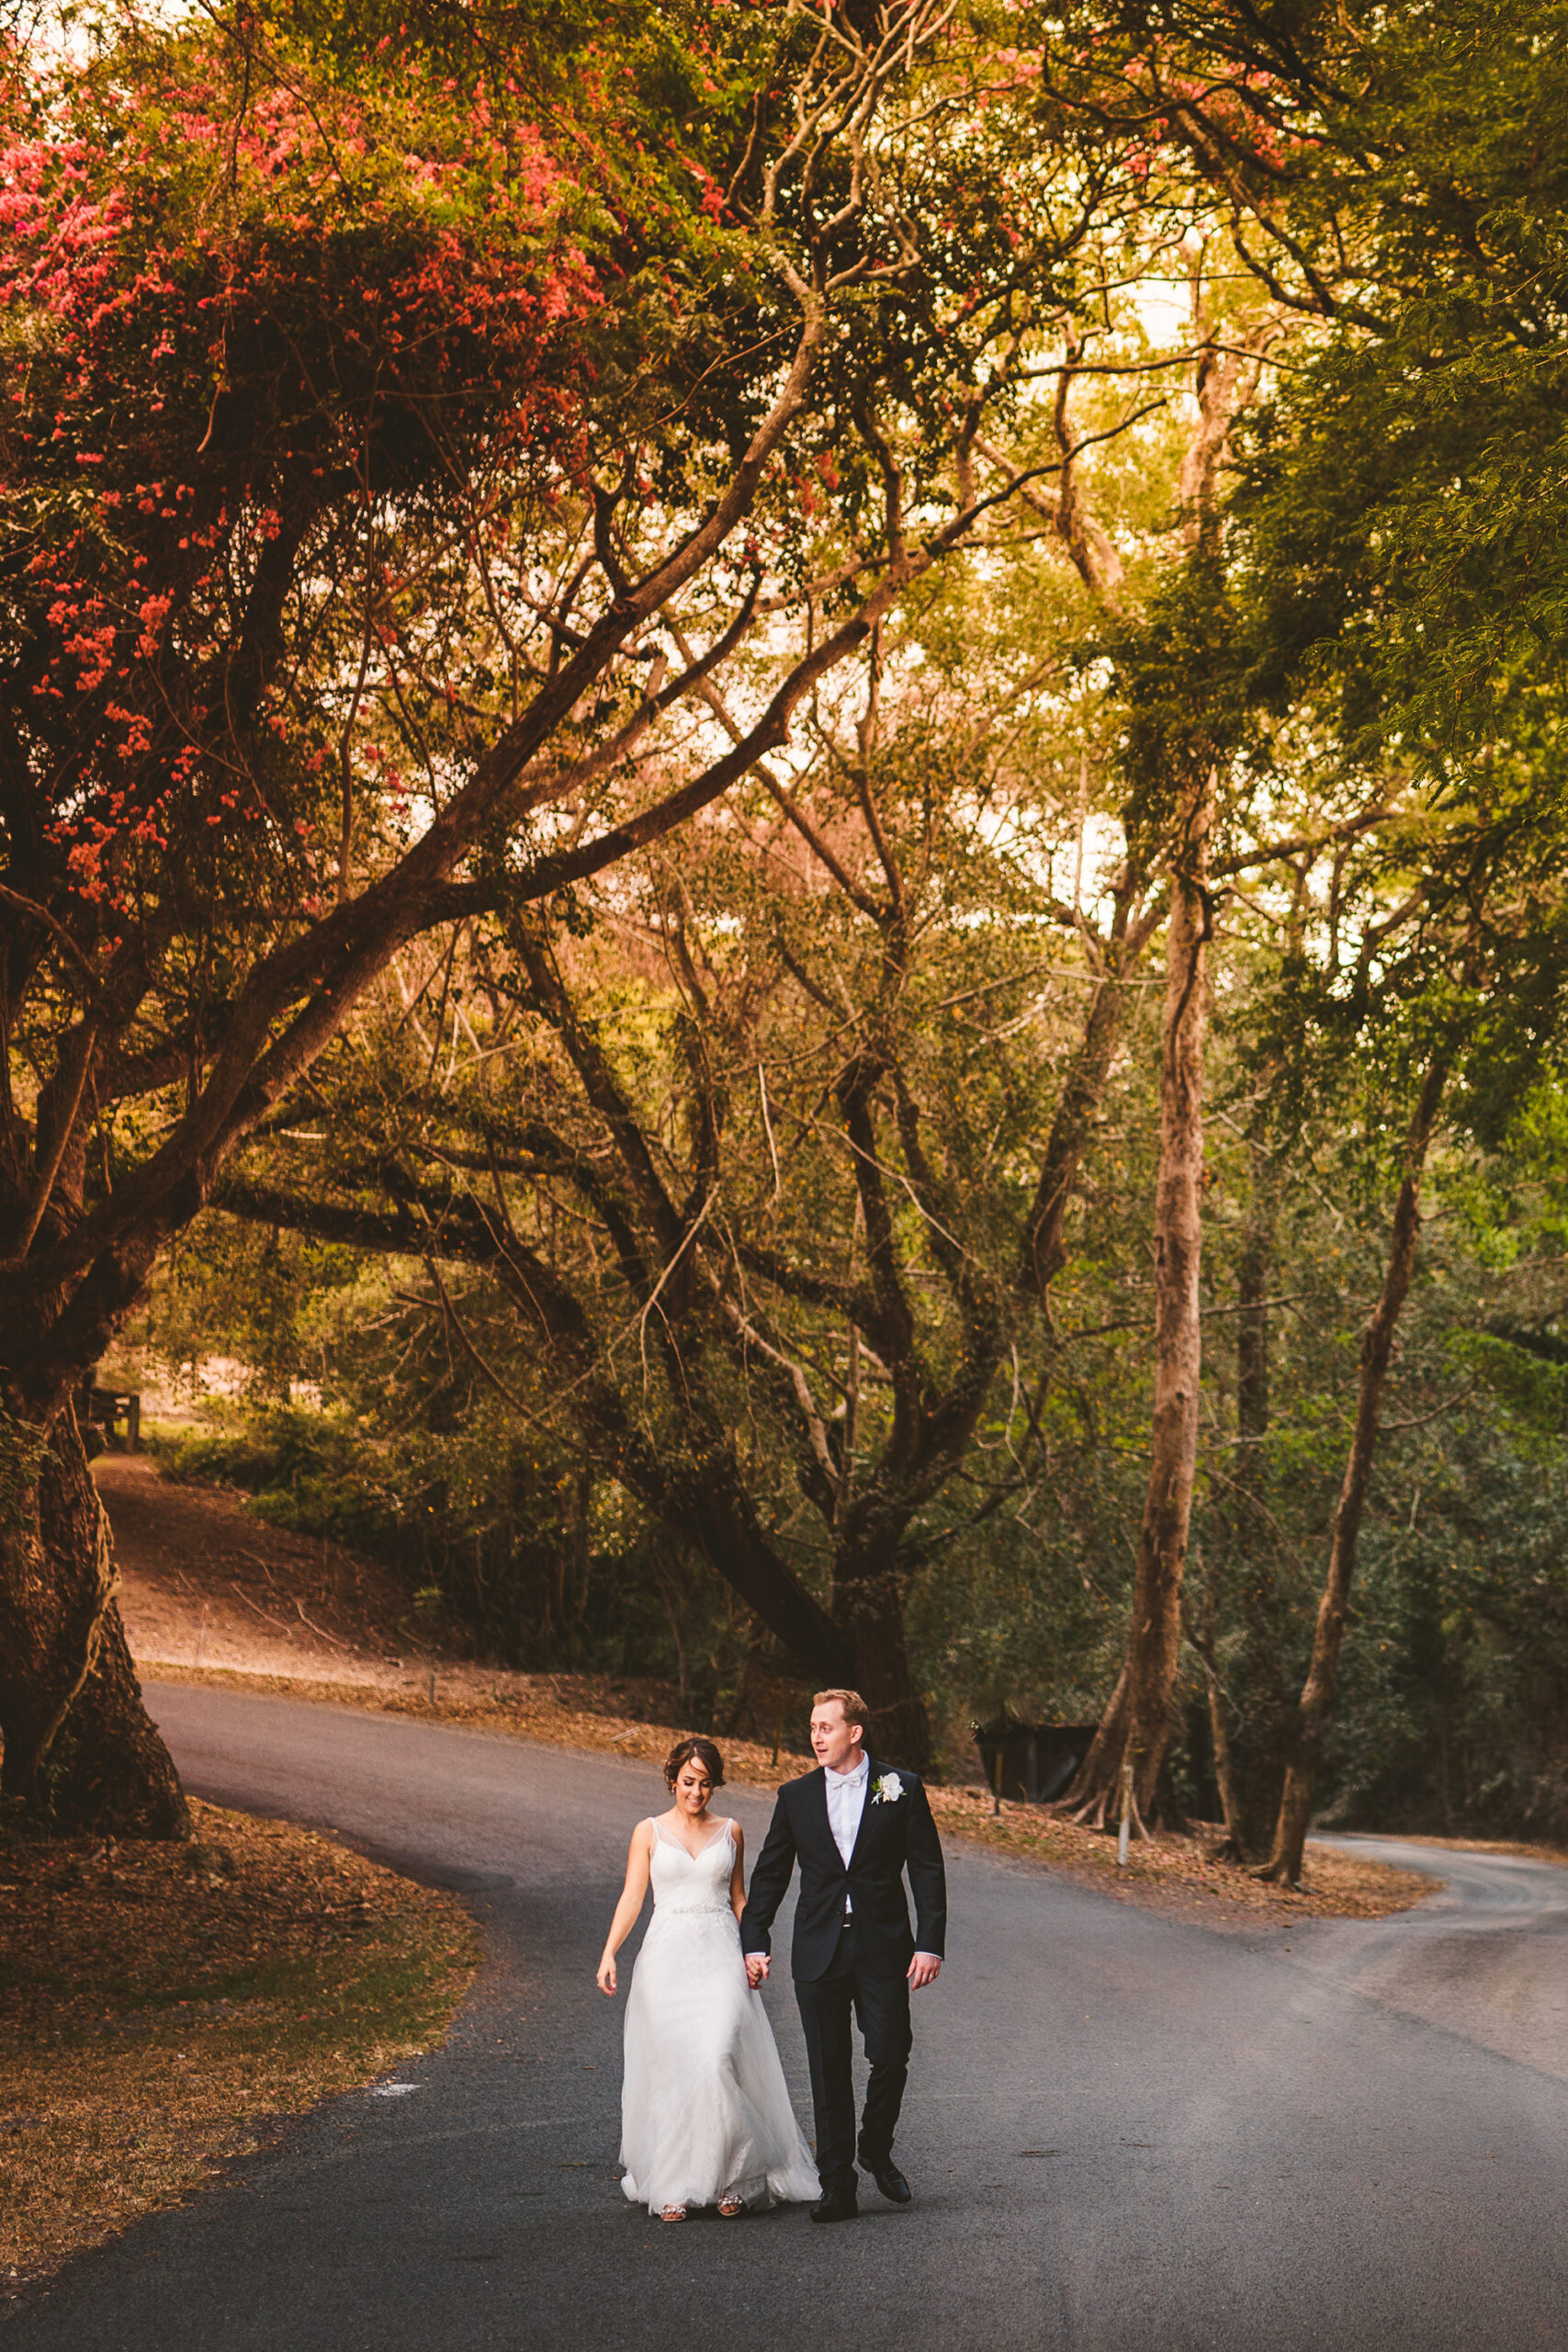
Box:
[748,1950,935,1988]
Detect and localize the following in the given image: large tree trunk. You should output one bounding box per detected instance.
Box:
[829,1510,931,1769]
[675,1469,929,1765]
[1067,775,1213,1824]
[0,1401,188,1836]
[1258,1058,1448,1885]
[671,1453,857,1674]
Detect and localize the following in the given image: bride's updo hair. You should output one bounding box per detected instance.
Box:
[664,1735,725,1791]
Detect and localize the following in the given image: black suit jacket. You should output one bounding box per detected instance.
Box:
[739,1758,947,1981]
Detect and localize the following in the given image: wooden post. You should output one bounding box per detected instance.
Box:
[1117,1757,1134,1867]
[992,1743,1003,1817]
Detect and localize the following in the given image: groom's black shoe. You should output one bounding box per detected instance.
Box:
[860,2154,912,2205]
[809,2188,860,2224]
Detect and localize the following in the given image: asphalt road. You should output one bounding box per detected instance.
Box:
[9,1686,1568,2352]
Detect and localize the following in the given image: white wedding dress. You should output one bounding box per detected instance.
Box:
[619,1817,820,2213]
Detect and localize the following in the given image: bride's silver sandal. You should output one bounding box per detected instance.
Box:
[717,2197,745,2218]
[660,2205,687,2223]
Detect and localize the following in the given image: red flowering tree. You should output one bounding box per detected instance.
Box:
[0,2,1107,1829]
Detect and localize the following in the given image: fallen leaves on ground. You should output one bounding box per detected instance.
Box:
[924,1789,1431,1924]
[0,1798,479,2293]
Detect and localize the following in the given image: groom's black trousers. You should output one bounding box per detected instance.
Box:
[794,1918,912,2195]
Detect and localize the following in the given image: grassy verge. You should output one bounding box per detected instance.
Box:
[0,1797,479,2293]
[144,1660,1432,1925]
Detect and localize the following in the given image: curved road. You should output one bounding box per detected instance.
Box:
[10,1685,1568,2352]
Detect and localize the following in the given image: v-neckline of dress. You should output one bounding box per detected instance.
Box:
[655,1815,730,1861]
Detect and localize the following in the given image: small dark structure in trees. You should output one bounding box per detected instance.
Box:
[974,1721,1100,1805]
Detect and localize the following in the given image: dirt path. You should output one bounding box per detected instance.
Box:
[99,1453,682,1724]
[100,1454,432,1690]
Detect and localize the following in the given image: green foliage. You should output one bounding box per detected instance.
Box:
[1327,1415,1568,1843]
[0,1406,47,1541]
[1224,0,1568,757]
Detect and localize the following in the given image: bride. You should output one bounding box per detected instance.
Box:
[597,1736,819,2222]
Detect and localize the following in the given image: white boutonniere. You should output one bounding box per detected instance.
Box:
[871,1772,905,1806]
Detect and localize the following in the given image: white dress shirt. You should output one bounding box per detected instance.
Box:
[825,1750,870,1911]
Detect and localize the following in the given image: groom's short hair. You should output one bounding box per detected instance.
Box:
[813,1688,869,1734]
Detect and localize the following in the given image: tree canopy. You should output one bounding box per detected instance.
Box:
[6,0,1568,1853]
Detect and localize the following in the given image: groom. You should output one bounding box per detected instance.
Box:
[739,1688,946,2223]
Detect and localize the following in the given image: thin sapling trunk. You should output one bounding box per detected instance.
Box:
[1258,1057,1448,1885]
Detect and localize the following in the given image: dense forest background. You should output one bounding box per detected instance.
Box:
[110,758,1568,1848]
[6,0,1568,1854]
